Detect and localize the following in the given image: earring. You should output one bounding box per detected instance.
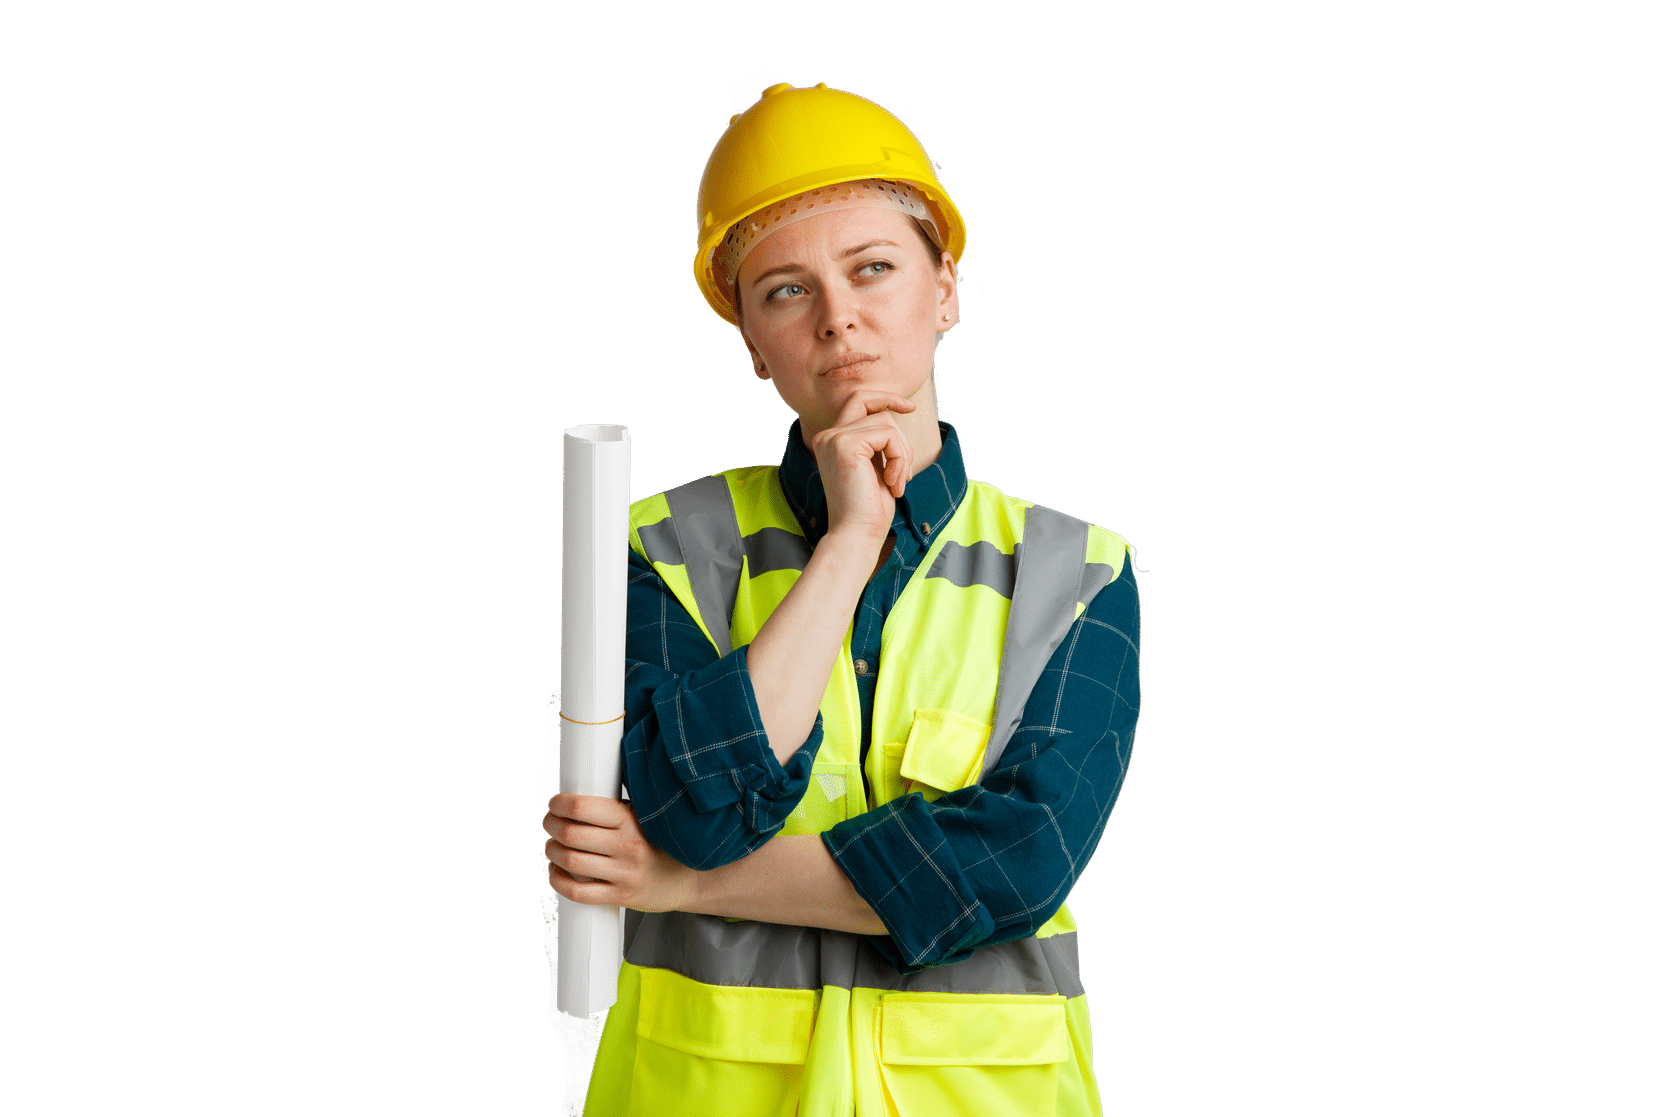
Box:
[941,315,949,321]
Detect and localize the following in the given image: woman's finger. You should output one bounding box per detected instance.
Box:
[545,815,626,856]
[544,808,595,851]
[547,792,632,828]
[829,419,913,497]
[546,838,626,883]
[833,390,911,427]
[878,421,912,497]
[549,862,622,906]
[832,390,915,428]
[822,413,910,462]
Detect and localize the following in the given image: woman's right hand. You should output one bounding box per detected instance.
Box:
[809,390,916,546]
[545,793,698,914]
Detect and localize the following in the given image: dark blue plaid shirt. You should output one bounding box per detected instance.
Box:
[622,421,1141,974]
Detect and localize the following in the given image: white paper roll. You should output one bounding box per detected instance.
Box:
[557,423,630,1019]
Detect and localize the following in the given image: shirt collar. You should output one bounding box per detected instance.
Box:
[778,419,968,548]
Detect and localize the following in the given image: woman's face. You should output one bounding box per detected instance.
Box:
[736,206,958,438]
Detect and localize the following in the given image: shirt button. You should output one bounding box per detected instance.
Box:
[809,516,819,529]
[920,522,932,536]
[853,659,869,676]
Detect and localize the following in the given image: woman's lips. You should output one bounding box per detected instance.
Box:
[819,352,878,377]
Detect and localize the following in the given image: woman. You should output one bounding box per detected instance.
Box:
[545,82,1141,1117]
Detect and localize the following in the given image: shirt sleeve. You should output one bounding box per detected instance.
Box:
[822,551,1142,974]
[620,546,822,871]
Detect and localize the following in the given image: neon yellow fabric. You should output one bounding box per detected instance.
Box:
[869,481,1025,796]
[898,708,991,799]
[800,985,856,1117]
[626,490,711,652]
[581,964,640,1117]
[586,929,1098,1116]
[591,467,1126,1116]
[616,967,816,1115]
[636,967,816,1064]
[881,994,1068,1064]
[796,986,1095,1117]
[1058,996,1104,1117]
[1035,904,1079,939]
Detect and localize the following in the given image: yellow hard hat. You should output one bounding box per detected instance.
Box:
[694,82,967,325]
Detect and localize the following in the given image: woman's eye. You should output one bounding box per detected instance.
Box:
[860,260,894,277]
[767,283,805,301]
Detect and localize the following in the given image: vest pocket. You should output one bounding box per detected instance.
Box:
[899,708,992,799]
[876,992,1070,1116]
[627,967,815,1117]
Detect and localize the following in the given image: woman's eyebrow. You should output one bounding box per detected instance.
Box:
[747,262,804,288]
[746,240,902,288]
[839,239,899,257]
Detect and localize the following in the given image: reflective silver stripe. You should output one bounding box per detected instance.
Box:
[635,518,684,567]
[1078,560,1114,608]
[664,475,745,656]
[744,525,811,577]
[982,504,1090,780]
[925,537,1109,607]
[926,539,1016,598]
[819,927,861,990]
[625,910,1082,997]
[624,909,821,989]
[855,929,1081,996]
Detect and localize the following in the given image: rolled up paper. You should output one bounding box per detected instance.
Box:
[556,423,630,1018]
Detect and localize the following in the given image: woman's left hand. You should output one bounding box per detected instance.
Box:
[544,793,699,913]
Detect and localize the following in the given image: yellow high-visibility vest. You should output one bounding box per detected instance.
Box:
[585,465,1129,1117]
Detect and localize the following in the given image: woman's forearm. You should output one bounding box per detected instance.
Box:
[689,832,888,935]
[746,528,882,765]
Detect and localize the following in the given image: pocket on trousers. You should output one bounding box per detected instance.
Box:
[876,993,1069,1117]
[627,967,815,1117]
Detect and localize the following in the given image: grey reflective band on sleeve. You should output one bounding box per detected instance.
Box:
[636,517,684,567]
[926,538,1017,599]
[982,504,1091,781]
[744,525,812,577]
[625,910,1082,998]
[663,474,746,656]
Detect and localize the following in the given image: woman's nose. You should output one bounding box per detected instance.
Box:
[816,290,858,337]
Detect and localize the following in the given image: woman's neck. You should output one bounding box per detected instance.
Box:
[896,403,944,481]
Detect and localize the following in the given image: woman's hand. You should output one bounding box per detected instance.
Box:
[543,797,882,933]
[809,390,916,545]
[544,793,698,913]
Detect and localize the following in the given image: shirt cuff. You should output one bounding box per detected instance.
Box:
[649,644,821,831]
[822,795,996,973]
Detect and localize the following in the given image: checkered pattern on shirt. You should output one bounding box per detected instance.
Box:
[620,567,822,871]
[823,552,1139,972]
[619,420,1141,972]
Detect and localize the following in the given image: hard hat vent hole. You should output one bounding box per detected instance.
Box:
[715,178,943,289]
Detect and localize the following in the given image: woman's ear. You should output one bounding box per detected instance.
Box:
[934,251,959,334]
[741,329,771,379]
